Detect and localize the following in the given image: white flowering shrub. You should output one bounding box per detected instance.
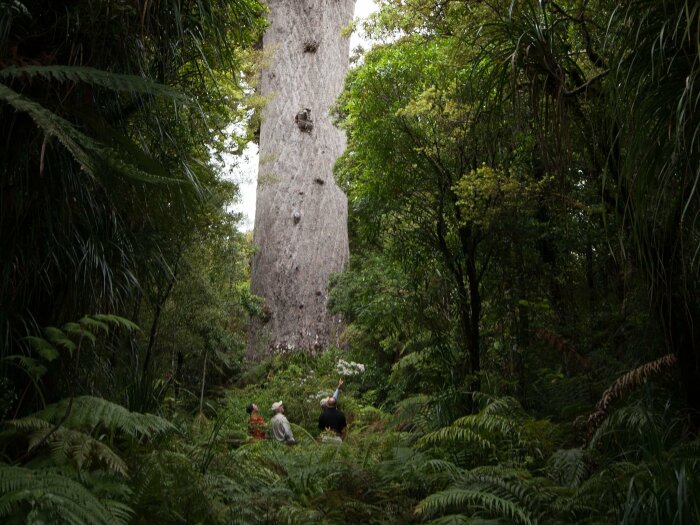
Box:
[336,358,366,377]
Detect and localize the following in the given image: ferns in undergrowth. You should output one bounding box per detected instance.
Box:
[0,464,132,525]
[417,393,553,468]
[29,396,173,441]
[415,464,564,525]
[1,392,175,524]
[129,448,218,523]
[211,433,422,525]
[545,448,588,488]
[11,419,128,476]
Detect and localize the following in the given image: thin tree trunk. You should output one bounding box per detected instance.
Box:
[199,347,208,415]
[248,0,354,357]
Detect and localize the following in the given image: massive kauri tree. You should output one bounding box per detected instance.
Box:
[249,0,354,356]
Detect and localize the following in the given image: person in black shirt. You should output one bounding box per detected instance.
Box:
[318,396,347,440]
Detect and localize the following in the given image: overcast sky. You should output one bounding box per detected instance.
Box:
[229,1,379,231]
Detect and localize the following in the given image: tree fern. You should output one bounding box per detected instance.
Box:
[377,446,459,493]
[129,448,215,522]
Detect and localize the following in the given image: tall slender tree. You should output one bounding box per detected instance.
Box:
[249,0,354,356]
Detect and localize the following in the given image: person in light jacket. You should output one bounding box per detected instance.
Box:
[270,400,296,445]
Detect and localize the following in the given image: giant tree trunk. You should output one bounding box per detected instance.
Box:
[248,0,354,357]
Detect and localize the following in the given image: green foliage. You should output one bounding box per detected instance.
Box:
[2,0,700,524]
[0,465,131,525]
[27,397,172,441]
[417,486,535,525]
[0,0,264,415]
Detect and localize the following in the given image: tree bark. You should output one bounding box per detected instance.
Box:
[248,0,354,357]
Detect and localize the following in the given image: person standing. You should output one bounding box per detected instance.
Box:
[270,401,296,445]
[246,403,266,440]
[318,396,347,441]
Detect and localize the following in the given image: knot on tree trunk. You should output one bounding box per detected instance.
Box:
[303,40,319,53]
[295,108,313,133]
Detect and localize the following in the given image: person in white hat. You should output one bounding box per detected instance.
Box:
[270,401,296,445]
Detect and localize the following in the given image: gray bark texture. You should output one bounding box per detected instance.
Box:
[248,0,354,357]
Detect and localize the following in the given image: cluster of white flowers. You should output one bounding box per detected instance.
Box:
[336,358,366,377]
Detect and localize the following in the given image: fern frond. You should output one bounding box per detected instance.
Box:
[24,335,60,361]
[6,416,50,432]
[589,399,661,450]
[0,65,187,100]
[0,83,185,185]
[62,322,98,344]
[0,464,131,525]
[474,394,525,419]
[428,516,503,525]
[78,316,110,334]
[571,461,644,518]
[416,487,534,524]
[33,427,129,476]
[32,397,173,440]
[419,411,520,452]
[546,448,588,488]
[0,82,100,175]
[456,413,519,436]
[393,393,435,433]
[535,328,591,371]
[425,459,463,479]
[4,355,48,380]
[377,446,461,492]
[587,353,677,434]
[419,425,496,451]
[43,326,77,354]
[459,466,549,508]
[90,314,139,332]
